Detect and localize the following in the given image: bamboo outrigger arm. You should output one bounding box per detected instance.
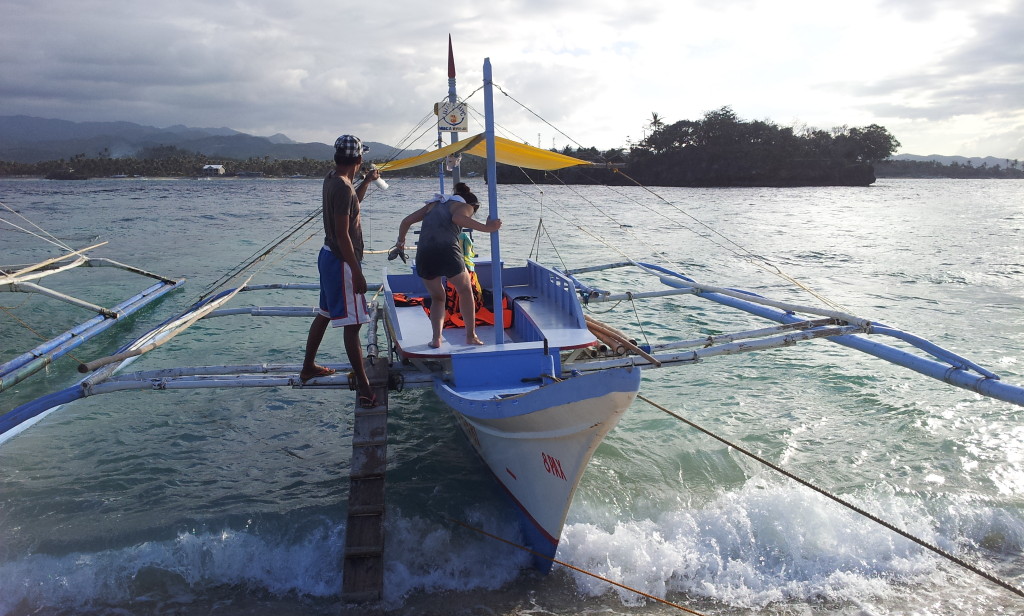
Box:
[76,277,252,374]
[4,282,120,317]
[0,256,90,285]
[564,261,1024,407]
[0,242,107,283]
[643,262,1024,407]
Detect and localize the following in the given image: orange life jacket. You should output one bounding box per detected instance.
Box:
[425,271,513,329]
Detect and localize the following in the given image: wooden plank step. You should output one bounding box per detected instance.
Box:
[342,555,383,602]
[342,356,389,603]
[353,413,387,445]
[349,476,384,508]
[345,544,384,557]
[347,504,384,516]
[345,513,384,554]
[341,588,382,604]
[354,405,388,417]
[347,455,384,476]
[351,443,386,478]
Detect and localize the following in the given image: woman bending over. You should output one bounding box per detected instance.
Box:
[396,189,501,347]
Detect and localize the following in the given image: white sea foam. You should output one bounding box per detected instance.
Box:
[0,525,344,614]
[0,511,533,614]
[381,508,529,605]
[556,478,1020,611]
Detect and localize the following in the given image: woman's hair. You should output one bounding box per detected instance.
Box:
[454,182,479,212]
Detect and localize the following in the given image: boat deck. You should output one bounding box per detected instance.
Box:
[383,260,599,361]
[387,305,512,357]
[387,292,596,359]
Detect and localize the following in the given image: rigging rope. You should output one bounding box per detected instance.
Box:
[1,200,103,363]
[626,293,652,348]
[611,168,850,313]
[499,170,573,273]
[492,83,588,152]
[0,303,85,364]
[197,204,323,301]
[484,89,852,314]
[637,393,1024,601]
[194,103,444,305]
[1,200,75,253]
[445,517,706,615]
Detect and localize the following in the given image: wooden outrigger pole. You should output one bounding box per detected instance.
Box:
[0,241,107,282]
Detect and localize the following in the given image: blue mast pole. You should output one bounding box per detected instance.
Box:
[483,58,503,346]
[436,122,445,194]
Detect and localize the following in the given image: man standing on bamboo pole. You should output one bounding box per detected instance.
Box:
[301,134,380,408]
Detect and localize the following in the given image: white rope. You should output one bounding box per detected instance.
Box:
[0,200,75,252]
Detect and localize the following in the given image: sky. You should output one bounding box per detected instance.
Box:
[2,0,1023,159]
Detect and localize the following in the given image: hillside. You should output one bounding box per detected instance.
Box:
[890,153,1020,168]
[0,115,407,163]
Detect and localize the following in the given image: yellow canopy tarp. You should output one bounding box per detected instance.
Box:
[377,133,593,172]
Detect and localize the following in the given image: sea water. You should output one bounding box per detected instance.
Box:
[0,177,1022,615]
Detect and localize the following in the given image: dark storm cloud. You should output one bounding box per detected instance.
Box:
[1,1,1022,156]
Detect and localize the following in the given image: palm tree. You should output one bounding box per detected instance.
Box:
[647,112,666,135]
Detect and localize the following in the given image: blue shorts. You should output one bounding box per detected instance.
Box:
[317,247,369,327]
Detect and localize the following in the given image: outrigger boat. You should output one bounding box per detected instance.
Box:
[381,256,643,571]
[375,55,1024,570]
[2,48,1023,594]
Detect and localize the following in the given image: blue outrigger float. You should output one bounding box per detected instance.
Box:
[2,46,1023,597]
[0,238,183,394]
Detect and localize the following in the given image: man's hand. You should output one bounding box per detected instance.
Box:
[352,267,367,295]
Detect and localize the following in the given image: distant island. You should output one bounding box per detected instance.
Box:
[500,107,1018,186]
[1,113,1020,185]
[875,156,1023,179]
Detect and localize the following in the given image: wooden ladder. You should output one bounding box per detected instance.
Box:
[341,358,390,602]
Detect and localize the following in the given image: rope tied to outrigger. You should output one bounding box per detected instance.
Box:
[446,516,708,615]
[638,393,1024,601]
[459,89,855,316]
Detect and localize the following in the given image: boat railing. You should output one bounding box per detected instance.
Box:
[494,261,590,345]
[530,260,584,326]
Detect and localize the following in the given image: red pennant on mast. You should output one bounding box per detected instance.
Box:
[448,34,456,78]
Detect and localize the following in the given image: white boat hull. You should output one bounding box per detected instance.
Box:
[434,365,642,571]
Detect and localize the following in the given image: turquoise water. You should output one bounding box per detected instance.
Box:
[1,177,1022,615]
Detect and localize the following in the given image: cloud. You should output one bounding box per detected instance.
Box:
[1,0,1022,158]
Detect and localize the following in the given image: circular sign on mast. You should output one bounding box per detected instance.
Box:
[438,100,468,132]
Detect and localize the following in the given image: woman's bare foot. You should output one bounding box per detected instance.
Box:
[466,334,485,345]
[428,338,443,349]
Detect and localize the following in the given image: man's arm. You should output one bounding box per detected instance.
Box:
[354,167,380,202]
